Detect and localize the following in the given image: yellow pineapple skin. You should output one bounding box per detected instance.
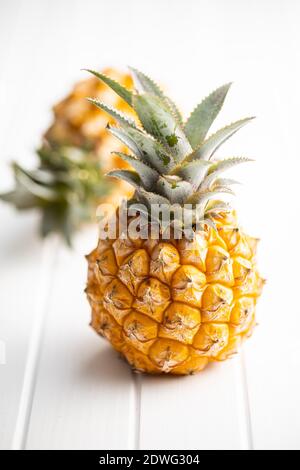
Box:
[86,211,264,375]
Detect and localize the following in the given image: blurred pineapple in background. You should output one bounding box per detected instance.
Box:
[0,68,134,244]
[45,68,134,177]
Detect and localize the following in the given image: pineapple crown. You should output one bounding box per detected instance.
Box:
[86,67,254,230]
[0,142,110,245]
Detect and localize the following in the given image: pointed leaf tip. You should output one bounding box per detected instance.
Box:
[201,157,253,191]
[128,66,183,125]
[84,69,133,106]
[185,82,233,149]
[87,98,136,128]
[106,169,141,189]
[192,117,255,161]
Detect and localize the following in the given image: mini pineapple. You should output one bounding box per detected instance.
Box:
[0,68,134,243]
[85,67,264,375]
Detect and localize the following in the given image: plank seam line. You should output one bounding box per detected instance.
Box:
[239,351,254,450]
[11,235,60,450]
[132,373,142,450]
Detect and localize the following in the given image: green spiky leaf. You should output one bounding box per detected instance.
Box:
[112,152,159,190]
[212,177,240,188]
[201,157,253,190]
[132,93,192,161]
[187,187,234,206]
[125,126,176,172]
[189,117,255,161]
[156,176,193,204]
[163,96,184,127]
[172,159,212,190]
[107,126,144,159]
[13,163,60,201]
[109,125,175,173]
[129,67,183,125]
[107,169,142,189]
[136,187,170,208]
[84,69,133,105]
[0,187,38,209]
[41,203,74,246]
[87,99,137,128]
[205,200,231,213]
[184,83,232,148]
[0,142,111,245]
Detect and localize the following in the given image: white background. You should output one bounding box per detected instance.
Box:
[0,0,300,450]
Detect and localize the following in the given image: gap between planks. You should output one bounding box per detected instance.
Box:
[235,351,253,450]
[11,235,60,450]
[132,372,142,450]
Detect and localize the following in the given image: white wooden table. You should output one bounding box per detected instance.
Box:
[1,0,300,450]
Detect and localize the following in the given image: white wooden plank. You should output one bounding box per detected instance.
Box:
[0,0,62,449]
[0,0,56,450]
[0,209,45,450]
[139,358,250,450]
[241,65,300,450]
[11,236,60,450]
[26,228,137,450]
